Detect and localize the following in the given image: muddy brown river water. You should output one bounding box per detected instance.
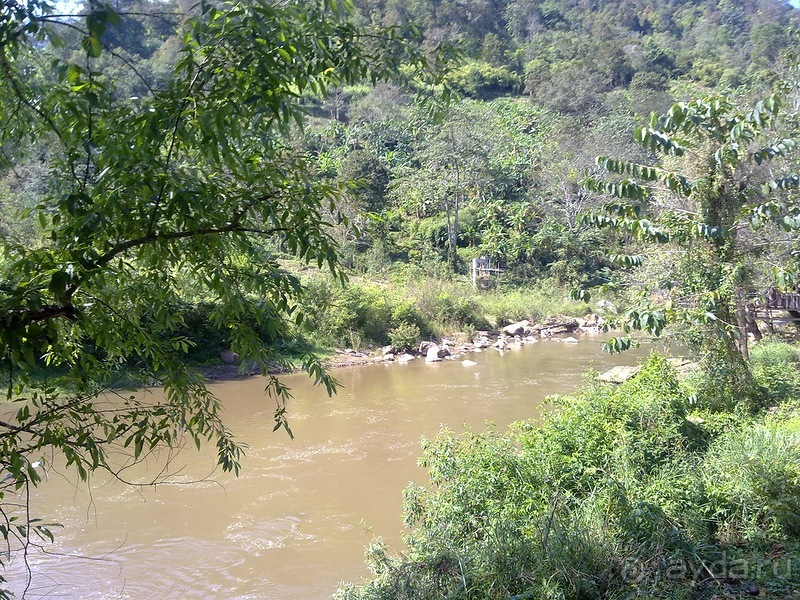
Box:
[8,337,655,599]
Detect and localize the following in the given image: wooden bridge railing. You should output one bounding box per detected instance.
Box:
[766,287,800,311]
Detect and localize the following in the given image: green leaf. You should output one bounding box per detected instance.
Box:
[582,176,648,201]
[763,175,800,192]
[570,289,591,303]
[602,336,634,354]
[609,254,643,267]
[633,126,685,156]
[82,34,103,58]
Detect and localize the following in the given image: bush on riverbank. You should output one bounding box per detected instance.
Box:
[299,273,586,350]
[336,347,800,599]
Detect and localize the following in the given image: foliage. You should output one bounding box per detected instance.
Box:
[476,285,582,326]
[0,0,449,591]
[340,353,800,598]
[446,60,522,99]
[579,95,800,410]
[300,276,426,348]
[749,340,800,406]
[329,0,800,300]
[363,0,800,121]
[300,273,592,348]
[312,89,625,285]
[388,322,420,351]
[337,149,391,214]
[338,357,686,598]
[4,0,800,595]
[703,425,800,543]
[527,355,691,492]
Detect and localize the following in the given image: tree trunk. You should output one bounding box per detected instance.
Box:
[698,290,765,412]
[735,288,750,360]
[451,166,461,271]
[443,193,453,265]
[745,302,762,342]
[694,172,764,410]
[736,303,750,361]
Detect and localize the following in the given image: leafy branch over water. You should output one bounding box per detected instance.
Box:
[0,0,450,592]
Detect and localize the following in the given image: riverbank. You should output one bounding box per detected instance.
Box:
[338,342,800,599]
[201,314,604,380]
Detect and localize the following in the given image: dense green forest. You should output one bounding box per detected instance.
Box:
[4,0,800,597]
[7,0,800,354]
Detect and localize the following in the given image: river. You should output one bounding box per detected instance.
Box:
[8,337,652,599]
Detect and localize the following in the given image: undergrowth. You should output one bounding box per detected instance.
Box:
[337,342,800,599]
[299,273,587,349]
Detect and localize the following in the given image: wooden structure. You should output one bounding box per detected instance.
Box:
[759,287,800,334]
[471,257,503,289]
[766,287,800,311]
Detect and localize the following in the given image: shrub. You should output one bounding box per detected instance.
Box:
[690,342,766,413]
[479,287,584,327]
[300,276,430,348]
[411,280,489,334]
[399,428,549,598]
[703,425,800,544]
[750,340,800,405]
[388,323,420,352]
[171,301,225,361]
[520,355,691,493]
[446,61,522,100]
[430,291,479,328]
[339,351,800,599]
[389,298,424,331]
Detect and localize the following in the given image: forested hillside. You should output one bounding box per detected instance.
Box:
[331,0,800,275]
[358,0,796,100]
[4,0,800,342]
[4,0,800,596]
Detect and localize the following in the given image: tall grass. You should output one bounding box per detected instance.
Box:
[750,339,800,404]
[703,425,800,544]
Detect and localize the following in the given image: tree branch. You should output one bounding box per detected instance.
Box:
[93,223,289,271]
[0,54,63,143]
[3,303,78,327]
[147,70,202,236]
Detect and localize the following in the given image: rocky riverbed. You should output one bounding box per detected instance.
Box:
[204,315,612,379]
[327,315,608,368]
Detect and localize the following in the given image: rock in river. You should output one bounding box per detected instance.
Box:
[220,349,239,364]
[597,365,640,383]
[503,320,531,337]
[426,345,442,362]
